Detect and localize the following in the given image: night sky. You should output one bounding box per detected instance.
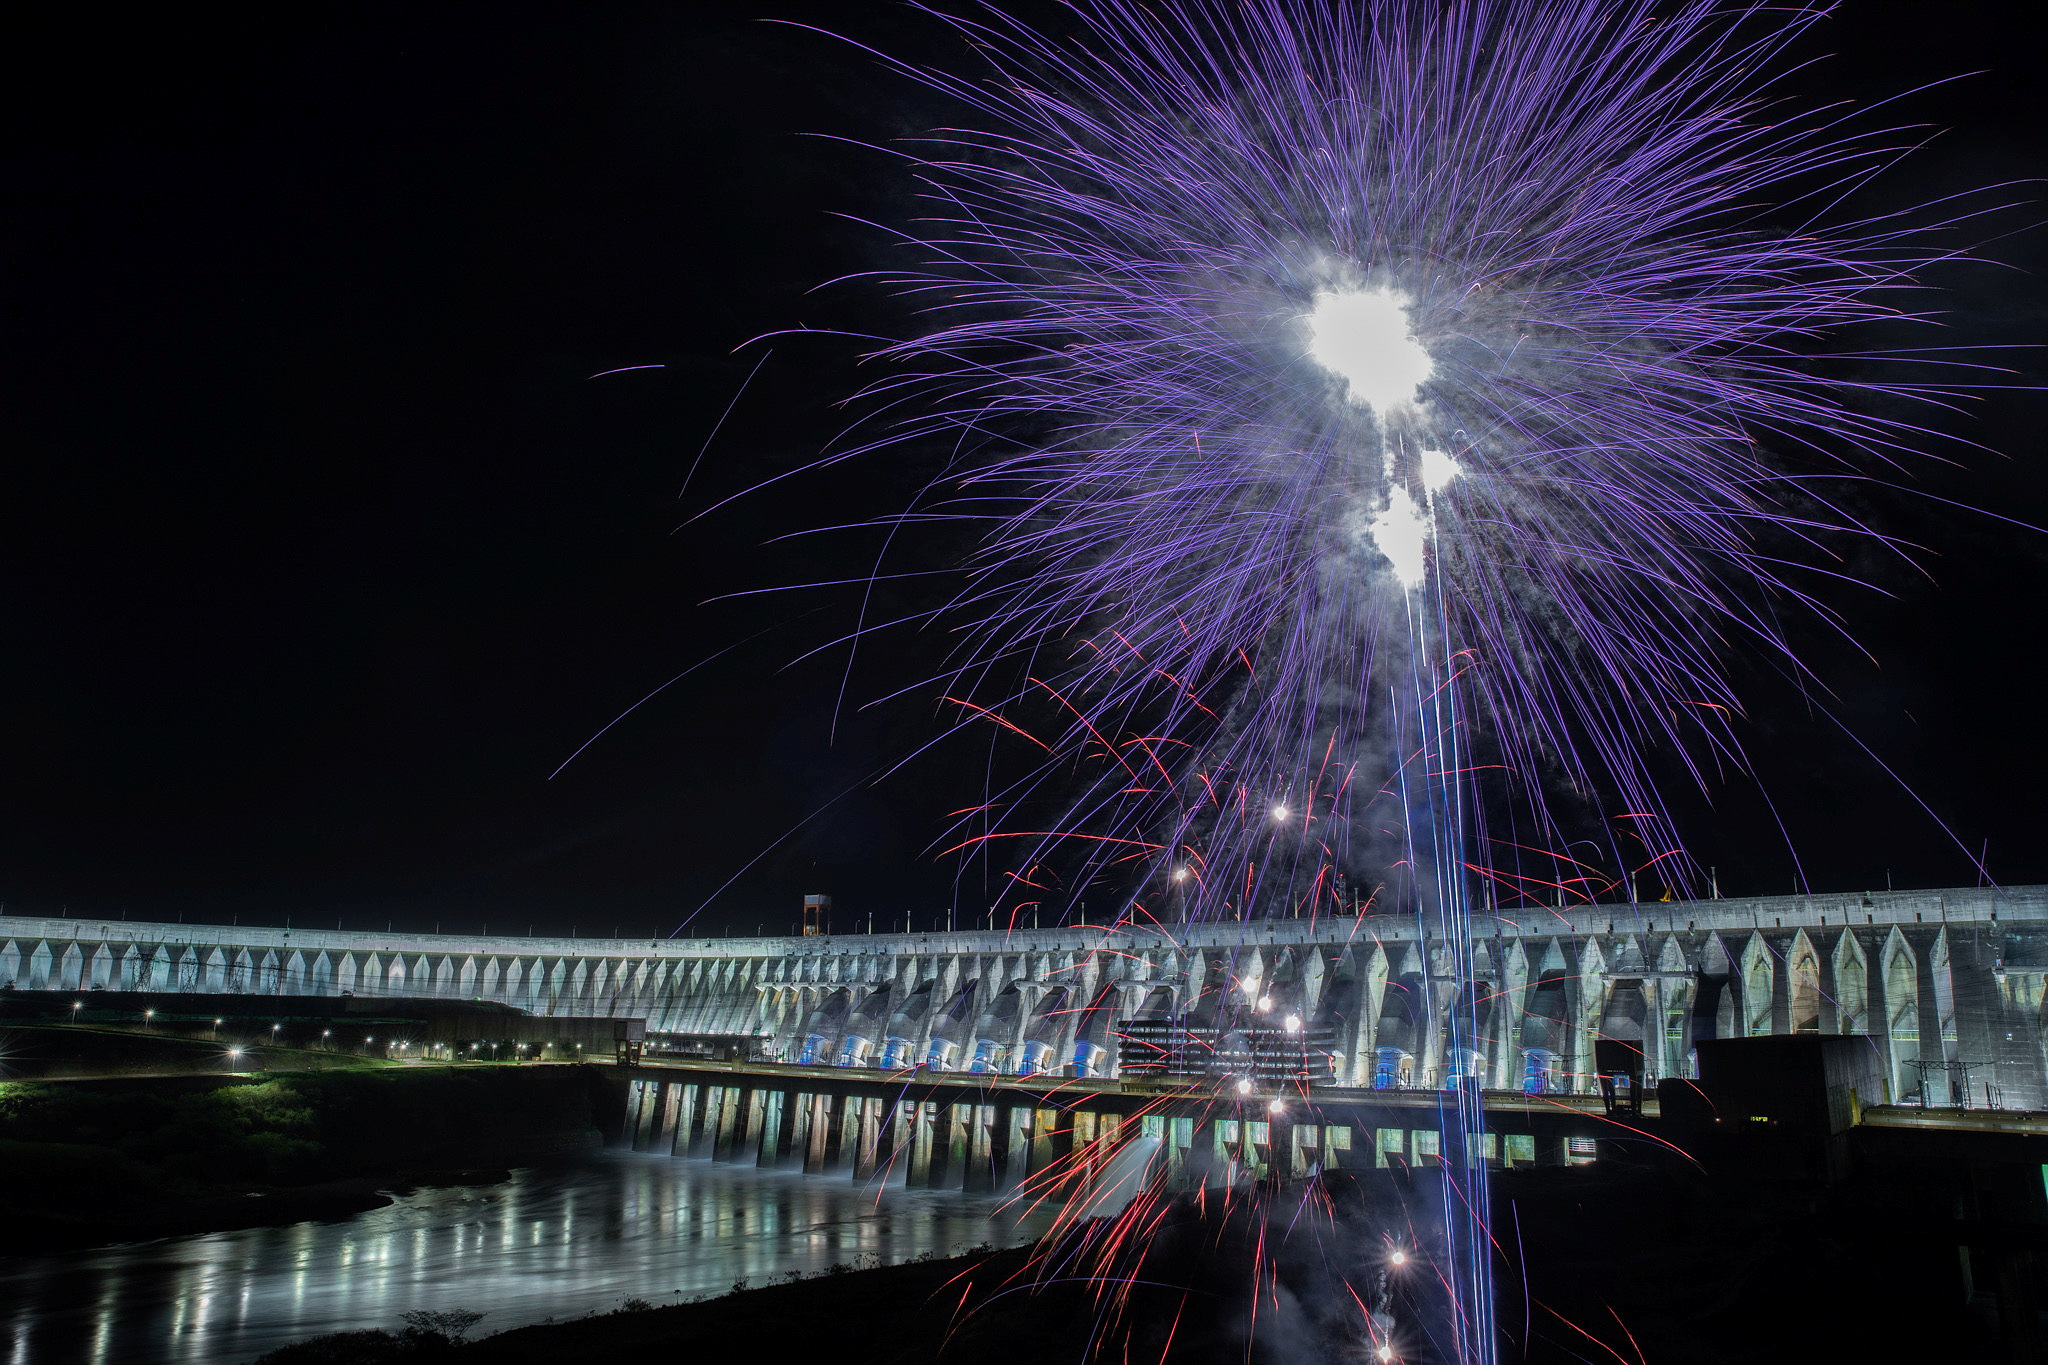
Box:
[5,1,2045,938]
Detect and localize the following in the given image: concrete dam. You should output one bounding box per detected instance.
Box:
[5,884,2046,1108]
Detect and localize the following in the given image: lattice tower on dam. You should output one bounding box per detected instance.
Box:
[7,886,2048,1106]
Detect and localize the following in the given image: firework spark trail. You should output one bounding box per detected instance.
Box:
[795,0,2008,924]
[769,0,2008,1359]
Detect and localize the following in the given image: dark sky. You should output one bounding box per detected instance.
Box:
[4,1,2044,937]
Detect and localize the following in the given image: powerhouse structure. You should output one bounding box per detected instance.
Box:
[5,886,2048,1107]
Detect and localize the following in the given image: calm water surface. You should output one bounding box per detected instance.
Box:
[0,1155,1054,1365]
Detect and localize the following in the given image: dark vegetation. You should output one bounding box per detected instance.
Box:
[255,1245,1086,1365]
[255,1312,491,1364]
[0,1065,606,1252]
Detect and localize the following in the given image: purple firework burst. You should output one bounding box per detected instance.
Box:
[750,3,2015,1360]
[802,0,2001,927]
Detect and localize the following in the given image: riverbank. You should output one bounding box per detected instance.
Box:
[0,1065,607,1254]
[252,1242,1096,1365]
[462,1244,1080,1365]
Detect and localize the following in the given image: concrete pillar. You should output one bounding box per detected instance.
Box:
[937,1103,969,1190]
[1025,1106,1051,1177]
[956,1105,982,1191]
[870,1099,906,1180]
[672,1083,698,1157]
[908,1102,935,1187]
[659,1083,684,1156]
[781,1087,805,1168]
[788,1090,813,1164]
[888,1099,913,1178]
[742,1089,767,1163]
[965,1104,997,1192]
[620,1080,646,1149]
[1290,1121,1317,1176]
[1027,1106,1072,1179]
[943,1102,965,1188]
[855,1096,900,1180]
[1245,1116,1270,1174]
[712,1085,739,1159]
[696,1080,720,1162]
[1206,1114,1234,1178]
[686,1084,716,1158]
[759,1088,797,1168]
[1770,932,1793,1036]
[1816,945,1841,1035]
[989,1103,1018,1191]
[839,1094,864,1172]
[921,1102,947,1188]
[803,1092,841,1174]
[634,1081,665,1151]
[652,1081,676,1148]
[1070,1110,1102,1190]
[749,1087,771,1161]
[1162,1115,1194,1187]
[847,1097,872,1178]
[714,1085,755,1162]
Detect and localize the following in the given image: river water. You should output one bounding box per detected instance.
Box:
[0,1155,1056,1365]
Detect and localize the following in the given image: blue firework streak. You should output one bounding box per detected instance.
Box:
[788,0,1999,1359]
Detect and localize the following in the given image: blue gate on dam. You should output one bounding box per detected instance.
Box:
[6,885,2048,1107]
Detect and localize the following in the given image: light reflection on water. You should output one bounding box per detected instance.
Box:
[0,1155,1053,1365]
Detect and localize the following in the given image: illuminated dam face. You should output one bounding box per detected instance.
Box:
[5,886,2047,1107]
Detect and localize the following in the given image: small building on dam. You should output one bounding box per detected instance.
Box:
[4,885,2045,1108]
